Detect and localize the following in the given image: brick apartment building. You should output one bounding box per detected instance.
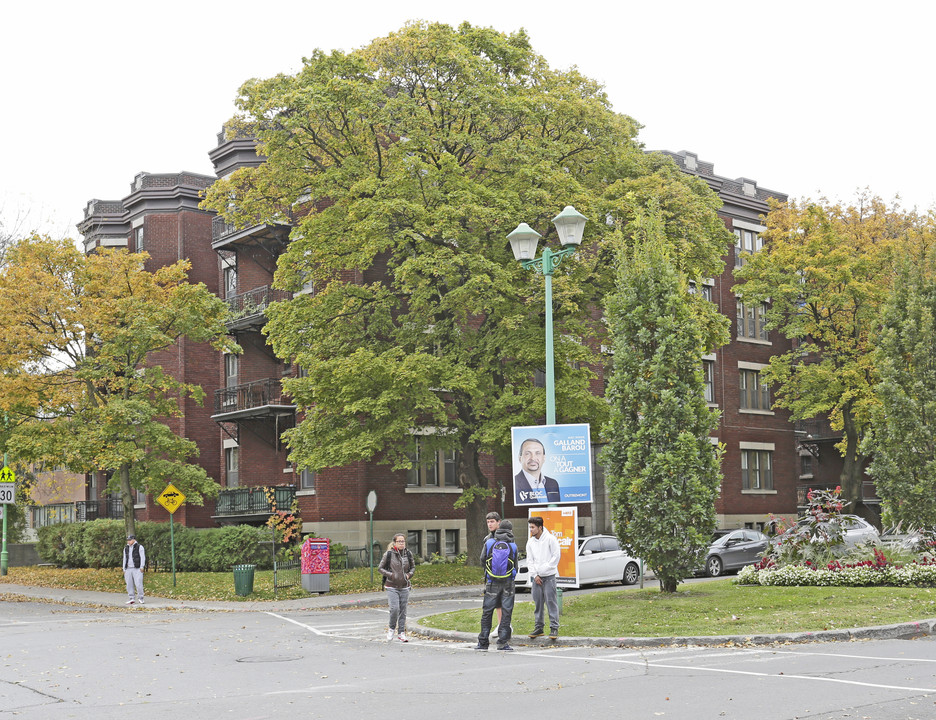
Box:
[70,138,800,554]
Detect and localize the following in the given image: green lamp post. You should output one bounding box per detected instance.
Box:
[507,205,588,426]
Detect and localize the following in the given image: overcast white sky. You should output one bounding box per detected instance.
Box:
[2,0,933,239]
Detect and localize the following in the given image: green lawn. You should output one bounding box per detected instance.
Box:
[421,580,936,637]
[0,564,485,602]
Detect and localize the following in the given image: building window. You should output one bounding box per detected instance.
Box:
[800,454,813,478]
[407,530,422,558]
[689,280,714,302]
[703,360,715,403]
[426,530,441,558]
[224,353,239,388]
[135,226,145,253]
[223,263,237,299]
[445,529,459,556]
[741,449,773,490]
[407,437,459,488]
[299,468,315,490]
[225,446,239,487]
[135,488,146,505]
[739,369,770,410]
[734,228,762,266]
[736,301,769,341]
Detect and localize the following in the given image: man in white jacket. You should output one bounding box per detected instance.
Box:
[525,516,560,639]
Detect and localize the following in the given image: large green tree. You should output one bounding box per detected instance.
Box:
[866,245,936,529]
[602,206,726,593]
[202,22,732,561]
[734,194,921,518]
[0,236,237,535]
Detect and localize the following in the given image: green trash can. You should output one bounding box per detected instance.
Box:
[556,586,563,615]
[233,564,256,597]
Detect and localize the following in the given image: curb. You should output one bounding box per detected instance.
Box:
[409,618,936,648]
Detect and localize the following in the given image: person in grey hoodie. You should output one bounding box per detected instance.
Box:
[378,533,415,642]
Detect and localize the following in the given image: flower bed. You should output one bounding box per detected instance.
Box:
[738,552,936,587]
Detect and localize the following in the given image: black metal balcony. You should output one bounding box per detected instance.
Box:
[76,498,124,521]
[213,485,296,524]
[224,286,291,332]
[211,216,292,250]
[212,378,295,421]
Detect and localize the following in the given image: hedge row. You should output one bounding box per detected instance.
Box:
[36,520,279,572]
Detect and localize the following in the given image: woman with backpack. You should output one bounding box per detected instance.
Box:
[378,533,415,642]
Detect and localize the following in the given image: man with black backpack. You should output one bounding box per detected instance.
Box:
[474,519,519,652]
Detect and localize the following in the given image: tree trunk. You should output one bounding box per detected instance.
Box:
[119,463,136,537]
[838,406,869,518]
[458,442,490,567]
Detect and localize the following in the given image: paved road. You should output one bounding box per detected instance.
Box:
[3,594,936,719]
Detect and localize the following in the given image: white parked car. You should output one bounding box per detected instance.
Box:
[515,534,642,589]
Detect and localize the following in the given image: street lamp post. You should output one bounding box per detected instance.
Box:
[507,206,587,426]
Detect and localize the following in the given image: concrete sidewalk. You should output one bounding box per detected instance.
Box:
[4,581,936,648]
[0,581,479,613]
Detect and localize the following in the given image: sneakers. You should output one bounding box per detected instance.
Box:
[125,600,135,605]
[549,630,559,639]
[386,628,394,641]
[398,633,408,643]
[138,599,144,605]
[528,629,544,638]
[472,644,489,651]
[496,644,514,652]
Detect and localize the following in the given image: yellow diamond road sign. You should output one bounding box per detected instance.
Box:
[0,466,15,483]
[156,484,186,515]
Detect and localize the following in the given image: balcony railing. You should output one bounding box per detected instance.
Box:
[224,286,291,330]
[214,378,294,417]
[76,498,125,522]
[211,216,292,245]
[215,485,296,517]
[28,498,124,529]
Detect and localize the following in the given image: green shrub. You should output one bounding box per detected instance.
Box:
[81,519,126,568]
[36,523,70,565]
[61,523,89,567]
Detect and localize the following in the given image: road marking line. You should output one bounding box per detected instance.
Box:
[537,652,936,693]
[266,612,327,636]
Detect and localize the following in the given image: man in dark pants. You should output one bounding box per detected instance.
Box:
[475,520,519,652]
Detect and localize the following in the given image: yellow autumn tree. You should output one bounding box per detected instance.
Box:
[0,235,238,535]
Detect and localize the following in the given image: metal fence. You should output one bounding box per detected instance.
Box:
[273,559,300,598]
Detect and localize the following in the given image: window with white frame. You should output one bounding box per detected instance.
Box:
[223,260,237,299]
[741,446,774,490]
[739,368,770,411]
[225,446,239,487]
[224,353,239,388]
[703,359,715,403]
[689,279,714,302]
[299,467,315,491]
[134,226,145,253]
[736,301,769,341]
[733,226,763,267]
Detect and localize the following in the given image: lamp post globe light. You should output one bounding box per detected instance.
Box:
[507,205,587,426]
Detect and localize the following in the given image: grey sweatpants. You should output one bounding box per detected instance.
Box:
[386,587,410,633]
[531,574,559,632]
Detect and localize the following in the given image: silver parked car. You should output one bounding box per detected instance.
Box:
[515,534,642,589]
[703,529,769,577]
[787,514,880,547]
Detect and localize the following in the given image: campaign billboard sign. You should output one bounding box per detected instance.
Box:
[511,423,592,506]
[527,506,580,588]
